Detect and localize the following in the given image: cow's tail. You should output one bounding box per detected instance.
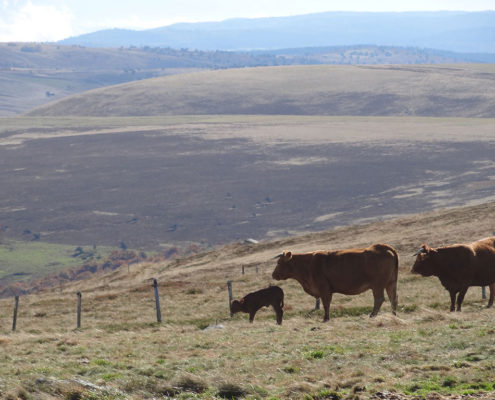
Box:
[390,246,399,276]
[387,245,399,314]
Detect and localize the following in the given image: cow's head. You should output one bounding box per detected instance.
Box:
[411,244,438,276]
[230,299,244,315]
[272,251,294,280]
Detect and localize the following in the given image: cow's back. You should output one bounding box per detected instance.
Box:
[470,237,495,283]
[316,244,398,295]
[244,286,283,309]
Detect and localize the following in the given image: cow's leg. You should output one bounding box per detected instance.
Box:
[370,287,385,317]
[249,309,257,323]
[385,281,398,315]
[272,304,283,325]
[487,283,495,308]
[456,287,468,312]
[449,290,456,312]
[321,293,333,322]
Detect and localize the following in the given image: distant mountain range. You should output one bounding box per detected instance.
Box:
[58,11,495,53]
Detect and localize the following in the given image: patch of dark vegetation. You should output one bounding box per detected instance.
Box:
[399,304,417,313]
[174,376,208,394]
[216,383,248,399]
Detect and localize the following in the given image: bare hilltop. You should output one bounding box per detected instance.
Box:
[27,64,495,117]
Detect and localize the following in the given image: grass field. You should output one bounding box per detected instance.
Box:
[0,239,114,287]
[1,201,495,399]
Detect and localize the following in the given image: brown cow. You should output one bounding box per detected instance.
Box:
[230,285,284,324]
[411,237,495,311]
[272,244,399,322]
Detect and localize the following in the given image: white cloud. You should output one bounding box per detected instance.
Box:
[0,1,73,42]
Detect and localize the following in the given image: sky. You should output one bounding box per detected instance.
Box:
[1,0,494,42]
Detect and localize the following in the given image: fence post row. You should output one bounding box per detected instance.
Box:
[4,275,488,332]
[12,295,19,331]
[153,278,162,323]
[227,280,233,316]
[76,292,82,329]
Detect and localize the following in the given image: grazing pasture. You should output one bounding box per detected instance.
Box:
[1,201,495,399]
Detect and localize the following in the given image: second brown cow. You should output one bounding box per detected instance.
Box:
[272,244,399,322]
[411,237,495,311]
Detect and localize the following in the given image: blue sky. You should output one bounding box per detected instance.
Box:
[1,0,494,42]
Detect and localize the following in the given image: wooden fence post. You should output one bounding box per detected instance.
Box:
[241,265,245,275]
[76,292,82,329]
[482,286,486,300]
[315,298,320,310]
[153,278,162,323]
[12,296,19,331]
[227,280,233,316]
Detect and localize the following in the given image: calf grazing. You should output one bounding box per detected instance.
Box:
[412,237,495,311]
[272,244,399,322]
[230,286,284,324]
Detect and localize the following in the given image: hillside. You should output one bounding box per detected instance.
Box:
[1,200,495,399]
[58,11,495,53]
[3,42,493,116]
[0,42,281,116]
[28,64,495,117]
[1,115,495,252]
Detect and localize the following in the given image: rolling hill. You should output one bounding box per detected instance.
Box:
[0,42,282,116]
[28,64,495,117]
[3,42,493,116]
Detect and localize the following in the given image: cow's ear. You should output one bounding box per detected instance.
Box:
[240,298,244,304]
[423,244,437,254]
[284,251,292,259]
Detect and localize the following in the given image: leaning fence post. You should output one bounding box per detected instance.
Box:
[153,278,162,323]
[12,296,19,331]
[482,286,486,300]
[227,280,233,316]
[76,292,82,329]
[315,298,320,310]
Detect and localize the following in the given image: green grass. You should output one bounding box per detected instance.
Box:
[0,239,113,284]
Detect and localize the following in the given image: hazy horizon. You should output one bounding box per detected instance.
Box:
[1,0,494,43]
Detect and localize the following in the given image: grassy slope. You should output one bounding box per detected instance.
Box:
[27,64,495,117]
[0,43,208,116]
[3,42,491,116]
[1,201,495,399]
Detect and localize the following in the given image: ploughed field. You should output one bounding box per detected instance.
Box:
[1,115,495,251]
[1,201,495,399]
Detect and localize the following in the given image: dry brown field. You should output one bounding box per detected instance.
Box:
[1,115,495,251]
